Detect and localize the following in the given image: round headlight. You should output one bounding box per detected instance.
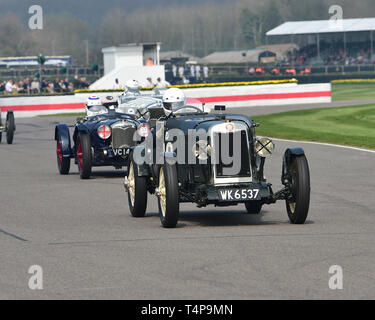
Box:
[137,123,150,138]
[193,140,212,161]
[97,125,112,139]
[255,138,275,157]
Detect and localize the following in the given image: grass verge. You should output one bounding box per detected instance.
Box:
[253,104,375,149]
[332,83,375,101]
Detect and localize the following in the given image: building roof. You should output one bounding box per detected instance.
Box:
[257,43,299,59]
[267,18,375,36]
[203,49,267,64]
[160,50,206,63]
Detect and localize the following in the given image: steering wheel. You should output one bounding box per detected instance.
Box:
[173,106,204,114]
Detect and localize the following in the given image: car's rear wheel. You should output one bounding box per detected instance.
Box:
[56,138,70,175]
[127,154,148,217]
[76,133,92,179]
[286,155,310,224]
[158,163,179,228]
[245,201,262,214]
[6,112,15,145]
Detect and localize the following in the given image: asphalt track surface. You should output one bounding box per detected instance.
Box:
[0,102,374,300]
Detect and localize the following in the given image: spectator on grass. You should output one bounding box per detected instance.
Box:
[203,65,209,79]
[30,78,40,93]
[5,80,14,94]
[144,77,154,88]
[0,81,5,94]
[178,65,184,78]
[113,78,123,90]
[41,79,49,93]
[155,77,170,88]
[195,65,201,81]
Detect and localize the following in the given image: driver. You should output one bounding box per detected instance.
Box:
[162,88,186,116]
[124,79,141,96]
[85,95,107,117]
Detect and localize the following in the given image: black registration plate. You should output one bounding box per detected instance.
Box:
[218,188,260,201]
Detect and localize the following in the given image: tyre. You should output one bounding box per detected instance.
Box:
[286,155,310,224]
[76,133,92,179]
[0,116,2,144]
[158,163,179,228]
[6,112,15,145]
[127,153,148,217]
[56,137,70,175]
[245,201,262,214]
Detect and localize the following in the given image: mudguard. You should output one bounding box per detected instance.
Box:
[55,124,72,158]
[75,123,90,134]
[72,123,90,143]
[282,147,306,183]
[130,145,150,177]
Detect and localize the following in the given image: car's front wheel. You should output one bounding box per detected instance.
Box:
[127,153,148,217]
[158,163,179,228]
[286,155,310,224]
[56,138,70,175]
[76,133,92,179]
[6,112,15,145]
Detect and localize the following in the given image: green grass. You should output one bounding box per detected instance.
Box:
[253,104,375,149]
[332,83,375,101]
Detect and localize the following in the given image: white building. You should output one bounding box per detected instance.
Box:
[90,43,165,90]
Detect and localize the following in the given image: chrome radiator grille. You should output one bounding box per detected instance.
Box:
[111,126,137,150]
[214,130,251,178]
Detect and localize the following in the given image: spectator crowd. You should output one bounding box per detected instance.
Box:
[285,41,375,66]
[0,76,91,95]
[169,64,210,85]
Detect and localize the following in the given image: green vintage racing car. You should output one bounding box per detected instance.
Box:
[124,103,310,228]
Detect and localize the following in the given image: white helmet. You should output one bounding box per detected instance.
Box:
[162,88,186,116]
[86,95,102,108]
[125,79,140,95]
[85,95,106,116]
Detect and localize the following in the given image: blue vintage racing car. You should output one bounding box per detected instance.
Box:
[54,94,164,179]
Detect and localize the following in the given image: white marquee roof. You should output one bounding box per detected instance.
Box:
[266,18,375,36]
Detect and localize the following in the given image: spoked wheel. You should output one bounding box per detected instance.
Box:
[127,153,148,217]
[158,163,179,228]
[6,112,15,145]
[56,138,70,175]
[286,155,310,224]
[245,201,263,214]
[76,133,92,179]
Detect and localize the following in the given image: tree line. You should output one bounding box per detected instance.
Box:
[0,0,374,65]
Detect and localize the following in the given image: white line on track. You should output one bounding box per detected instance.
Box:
[270,138,375,154]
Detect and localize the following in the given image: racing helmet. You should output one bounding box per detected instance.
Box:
[125,79,140,95]
[85,95,102,108]
[162,88,186,116]
[85,95,106,116]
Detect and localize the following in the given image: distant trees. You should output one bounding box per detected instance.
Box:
[240,1,282,47]
[0,0,374,64]
[0,14,26,56]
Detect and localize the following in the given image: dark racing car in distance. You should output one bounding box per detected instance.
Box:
[54,94,164,179]
[0,109,15,144]
[124,88,311,228]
